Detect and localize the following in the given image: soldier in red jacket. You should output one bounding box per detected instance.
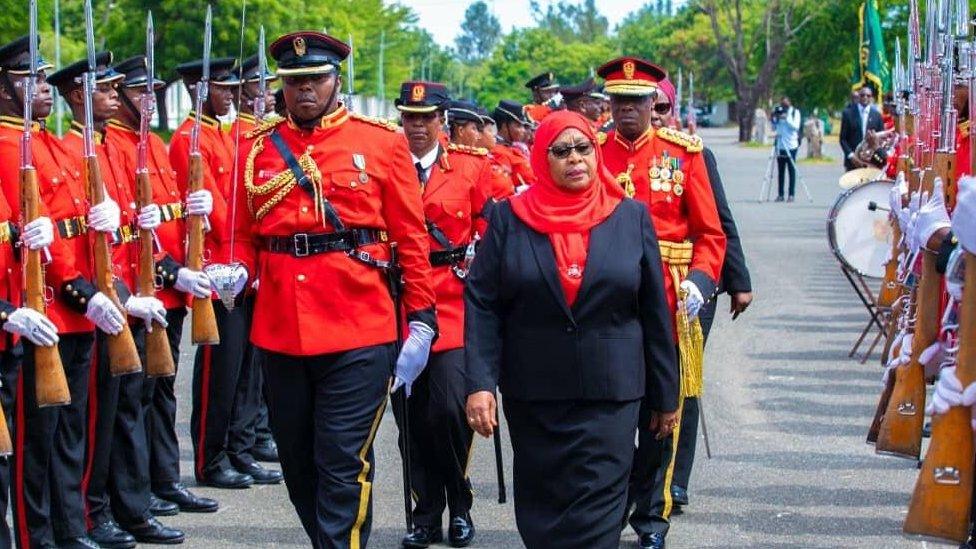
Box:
[230,54,279,138]
[49,52,186,546]
[523,71,559,124]
[108,54,220,516]
[598,56,726,549]
[491,100,537,194]
[232,31,437,547]
[396,81,489,548]
[170,56,282,489]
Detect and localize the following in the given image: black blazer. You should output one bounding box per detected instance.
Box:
[703,147,751,295]
[464,199,679,411]
[840,102,884,160]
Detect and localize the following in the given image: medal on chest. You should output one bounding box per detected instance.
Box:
[649,152,684,201]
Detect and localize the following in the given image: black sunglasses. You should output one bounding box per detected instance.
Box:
[653,102,672,114]
[548,140,594,159]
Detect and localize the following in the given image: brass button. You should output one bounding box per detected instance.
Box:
[74,198,81,204]
[296,274,306,282]
[456,211,463,218]
[301,206,309,214]
[52,177,59,184]
[350,182,357,188]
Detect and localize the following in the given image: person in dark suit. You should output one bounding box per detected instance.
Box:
[840,86,884,171]
[464,111,680,549]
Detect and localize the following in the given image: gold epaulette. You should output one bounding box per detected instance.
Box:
[960,120,971,139]
[245,115,285,140]
[596,131,607,145]
[350,112,399,132]
[656,127,703,153]
[447,142,488,156]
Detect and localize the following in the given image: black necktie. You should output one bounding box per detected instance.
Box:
[415,161,428,185]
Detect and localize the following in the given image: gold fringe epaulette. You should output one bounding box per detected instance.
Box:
[447,143,489,156]
[656,127,703,153]
[960,120,971,139]
[350,112,399,132]
[244,115,285,140]
[596,131,607,145]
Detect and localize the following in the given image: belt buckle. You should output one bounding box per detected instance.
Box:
[293,233,310,257]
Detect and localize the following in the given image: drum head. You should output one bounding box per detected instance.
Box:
[839,167,883,189]
[827,179,894,279]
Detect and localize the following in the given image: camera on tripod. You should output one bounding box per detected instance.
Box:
[771,105,787,121]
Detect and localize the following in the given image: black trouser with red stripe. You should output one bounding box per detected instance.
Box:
[145,307,187,490]
[13,333,93,547]
[0,342,22,548]
[262,343,393,549]
[227,324,263,468]
[84,326,152,528]
[191,298,252,480]
[396,348,474,528]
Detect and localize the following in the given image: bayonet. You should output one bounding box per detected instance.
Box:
[255,26,267,122]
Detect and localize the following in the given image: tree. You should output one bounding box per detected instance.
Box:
[530,0,609,43]
[698,0,817,141]
[455,1,500,65]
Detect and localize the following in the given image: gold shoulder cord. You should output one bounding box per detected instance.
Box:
[617,163,636,198]
[244,135,323,221]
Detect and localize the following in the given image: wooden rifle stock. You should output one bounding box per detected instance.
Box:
[903,253,976,543]
[20,167,69,407]
[136,171,174,378]
[186,153,219,345]
[84,157,141,375]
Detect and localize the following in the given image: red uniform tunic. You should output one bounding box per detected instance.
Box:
[230,111,258,140]
[601,126,726,314]
[484,150,516,199]
[418,143,490,352]
[491,142,537,189]
[234,106,436,356]
[524,103,552,124]
[0,188,20,351]
[956,121,971,179]
[61,122,139,291]
[0,116,90,333]
[103,120,188,309]
[169,112,234,264]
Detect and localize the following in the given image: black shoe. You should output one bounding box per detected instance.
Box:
[787,195,795,202]
[150,494,179,516]
[252,439,279,462]
[775,196,785,202]
[449,514,475,547]
[123,517,185,545]
[57,537,100,549]
[402,525,444,548]
[232,460,283,484]
[200,468,254,489]
[671,485,689,507]
[154,482,220,513]
[89,521,137,549]
[639,532,666,549]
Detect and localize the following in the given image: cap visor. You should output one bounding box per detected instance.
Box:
[605,84,657,96]
[276,64,336,77]
[396,105,439,114]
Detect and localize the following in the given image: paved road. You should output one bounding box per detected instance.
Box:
[162,126,950,548]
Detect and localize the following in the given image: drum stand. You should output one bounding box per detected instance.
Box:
[838,265,889,363]
[759,146,814,203]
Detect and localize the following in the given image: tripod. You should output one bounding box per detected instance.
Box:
[759,145,813,202]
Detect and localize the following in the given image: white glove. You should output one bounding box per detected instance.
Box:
[912,177,951,253]
[391,321,436,397]
[22,216,54,250]
[204,263,248,298]
[888,172,906,214]
[545,92,564,109]
[679,279,704,319]
[882,332,912,385]
[919,340,945,379]
[3,308,59,347]
[124,296,168,332]
[85,292,125,335]
[186,190,214,216]
[175,268,212,299]
[88,199,121,233]
[137,204,162,230]
[926,367,976,430]
[953,175,976,254]
[945,247,964,301]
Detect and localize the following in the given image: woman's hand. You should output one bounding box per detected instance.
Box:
[466,391,498,438]
[649,410,679,440]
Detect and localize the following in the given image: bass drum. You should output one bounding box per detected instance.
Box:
[827,179,894,279]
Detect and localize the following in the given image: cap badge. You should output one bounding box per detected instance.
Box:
[411,84,426,102]
[623,60,635,80]
[293,36,307,57]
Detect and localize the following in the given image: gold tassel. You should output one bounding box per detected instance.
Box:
[669,263,704,399]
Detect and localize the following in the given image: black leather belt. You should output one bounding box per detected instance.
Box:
[0,221,17,245]
[159,202,184,222]
[430,245,468,266]
[265,229,388,257]
[109,224,139,245]
[56,216,88,239]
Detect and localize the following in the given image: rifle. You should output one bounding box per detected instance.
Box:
[254,27,267,123]
[82,0,141,375]
[21,0,69,408]
[187,5,219,345]
[903,253,974,542]
[136,12,174,378]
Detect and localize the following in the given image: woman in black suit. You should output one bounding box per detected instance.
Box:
[464,111,680,549]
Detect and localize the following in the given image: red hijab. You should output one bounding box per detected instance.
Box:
[511,111,624,306]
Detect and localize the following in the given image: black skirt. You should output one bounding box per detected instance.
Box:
[503,397,640,549]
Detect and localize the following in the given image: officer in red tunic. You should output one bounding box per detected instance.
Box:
[108,54,220,515]
[396,81,488,549]
[598,57,726,549]
[233,32,437,548]
[0,37,144,549]
[0,35,68,548]
[230,54,279,138]
[50,52,186,546]
[523,71,560,124]
[491,100,537,194]
[170,57,282,489]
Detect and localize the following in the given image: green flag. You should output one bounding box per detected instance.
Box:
[852,0,891,103]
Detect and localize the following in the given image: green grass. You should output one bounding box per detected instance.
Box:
[798,155,835,165]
